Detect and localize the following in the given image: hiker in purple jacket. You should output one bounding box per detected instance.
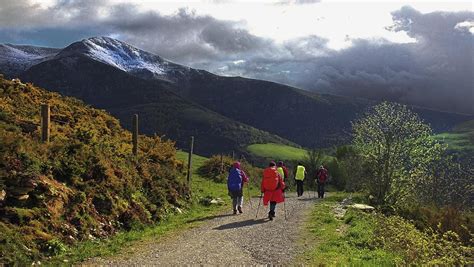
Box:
[227,162,249,214]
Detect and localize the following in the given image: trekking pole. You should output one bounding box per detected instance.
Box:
[283,192,287,220]
[255,192,263,219]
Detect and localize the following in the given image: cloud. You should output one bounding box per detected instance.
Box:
[213,7,474,114]
[0,2,472,114]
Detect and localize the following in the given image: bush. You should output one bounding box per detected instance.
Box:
[398,205,474,246]
[197,155,234,182]
[373,214,472,264]
[0,77,188,264]
[198,155,263,187]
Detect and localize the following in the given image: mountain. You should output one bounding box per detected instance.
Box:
[63,38,468,148]
[18,42,293,155]
[3,37,470,154]
[0,44,59,78]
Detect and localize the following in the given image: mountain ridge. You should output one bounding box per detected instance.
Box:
[1,37,470,154]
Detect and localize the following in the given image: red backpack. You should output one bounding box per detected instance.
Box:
[262,167,280,191]
[317,169,328,183]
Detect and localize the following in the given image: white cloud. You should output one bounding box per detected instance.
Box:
[455,20,474,34]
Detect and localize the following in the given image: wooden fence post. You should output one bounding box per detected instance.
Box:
[187,136,194,185]
[132,114,138,156]
[41,104,50,143]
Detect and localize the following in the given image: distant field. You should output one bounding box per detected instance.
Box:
[247,143,307,161]
[434,120,474,152]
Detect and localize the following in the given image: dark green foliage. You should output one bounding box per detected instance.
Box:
[334,145,366,192]
[0,77,188,264]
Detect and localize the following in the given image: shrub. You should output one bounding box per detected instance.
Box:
[197,155,234,182]
[197,155,262,187]
[0,76,188,264]
[373,214,472,264]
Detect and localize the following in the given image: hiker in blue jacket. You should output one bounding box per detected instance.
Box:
[227,162,249,214]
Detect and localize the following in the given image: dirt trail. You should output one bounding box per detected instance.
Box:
[86,191,318,266]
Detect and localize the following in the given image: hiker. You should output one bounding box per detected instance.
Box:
[316,165,329,198]
[261,161,286,220]
[227,162,249,214]
[295,162,306,197]
[276,161,289,180]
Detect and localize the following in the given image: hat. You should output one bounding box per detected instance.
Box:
[269,161,276,167]
[233,162,241,169]
[277,161,284,166]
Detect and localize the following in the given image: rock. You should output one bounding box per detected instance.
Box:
[350,204,375,211]
[17,194,29,201]
[210,199,224,205]
[0,190,5,201]
[340,196,353,207]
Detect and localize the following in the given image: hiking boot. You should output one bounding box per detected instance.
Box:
[268,211,275,220]
[238,206,243,214]
[233,209,237,215]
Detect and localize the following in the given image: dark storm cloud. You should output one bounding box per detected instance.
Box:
[0,1,472,113]
[213,7,474,114]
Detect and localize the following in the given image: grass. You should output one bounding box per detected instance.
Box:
[434,120,474,152]
[298,192,400,265]
[247,143,307,161]
[48,152,237,264]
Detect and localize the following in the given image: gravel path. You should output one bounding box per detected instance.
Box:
[86,191,318,266]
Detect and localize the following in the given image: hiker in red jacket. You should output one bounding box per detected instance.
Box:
[261,161,286,220]
[316,165,329,198]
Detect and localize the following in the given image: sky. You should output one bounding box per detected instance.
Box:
[0,0,473,114]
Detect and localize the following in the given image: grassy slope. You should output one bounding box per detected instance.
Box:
[434,120,474,152]
[247,143,307,161]
[298,192,400,265]
[0,77,190,264]
[246,143,336,165]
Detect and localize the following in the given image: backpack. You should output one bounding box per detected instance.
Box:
[227,168,242,191]
[317,169,328,183]
[262,167,280,191]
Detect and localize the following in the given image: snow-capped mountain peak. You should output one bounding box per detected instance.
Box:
[57,36,188,79]
[0,44,59,77]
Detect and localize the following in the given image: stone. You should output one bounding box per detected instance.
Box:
[210,199,224,205]
[17,194,29,201]
[350,204,375,211]
[0,190,5,201]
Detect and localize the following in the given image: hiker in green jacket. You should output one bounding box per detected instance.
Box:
[295,162,306,197]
